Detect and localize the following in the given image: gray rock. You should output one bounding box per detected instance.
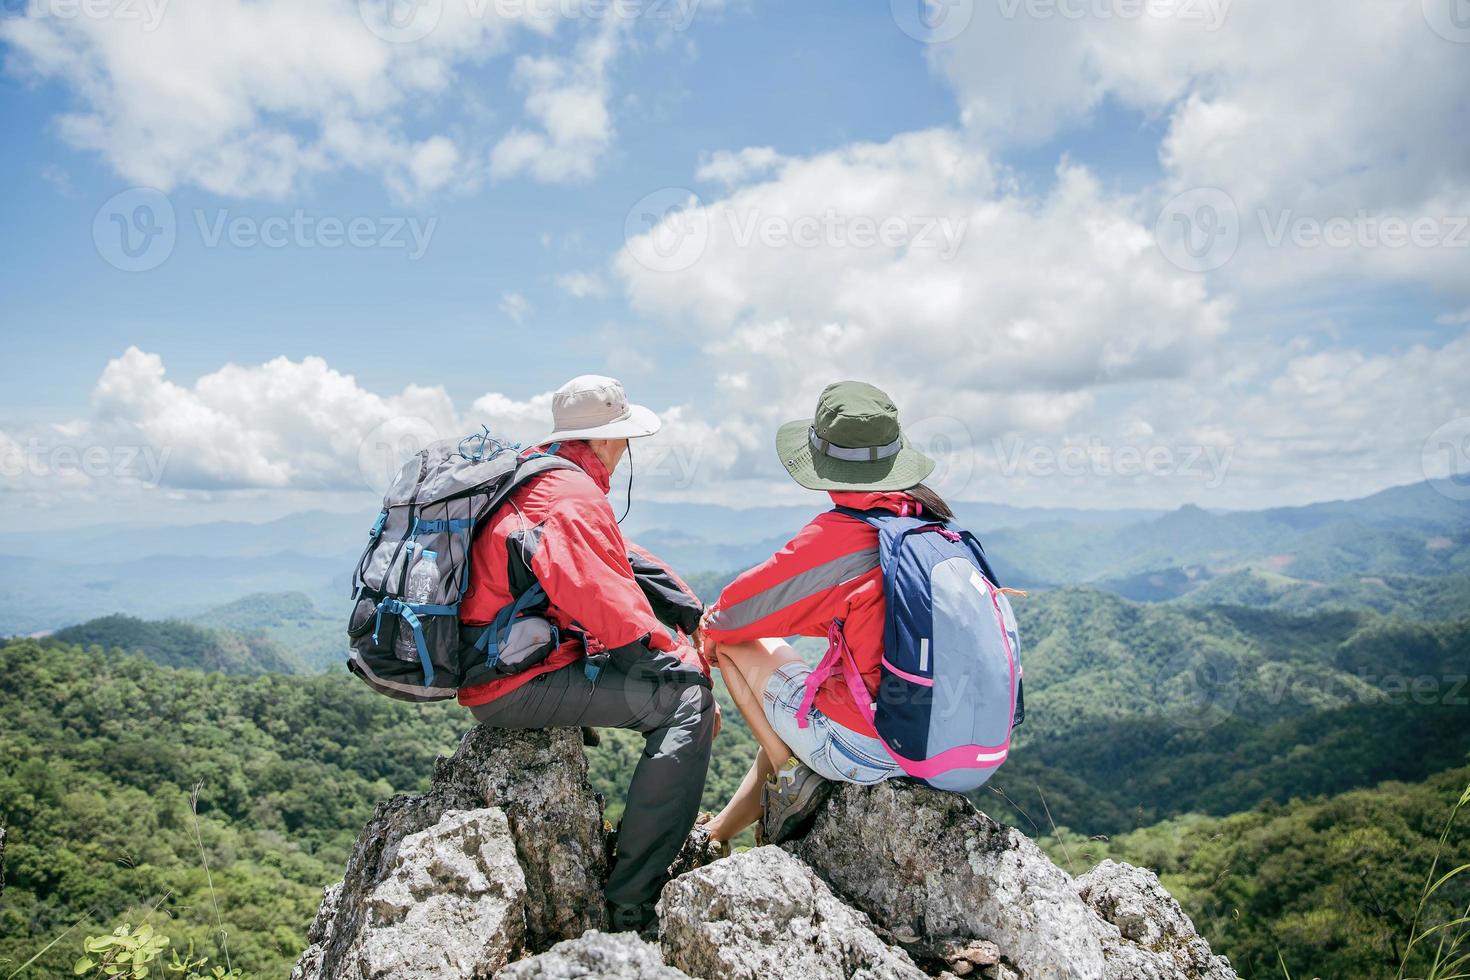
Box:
[357,808,527,978]
[292,728,608,979]
[658,845,928,980]
[1078,860,1236,980]
[0,826,7,897]
[496,930,690,979]
[787,781,1238,980]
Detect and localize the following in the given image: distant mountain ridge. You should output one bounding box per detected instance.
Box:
[1,480,1465,635]
[51,613,308,675]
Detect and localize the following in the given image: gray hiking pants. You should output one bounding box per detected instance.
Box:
[468,659,716,909]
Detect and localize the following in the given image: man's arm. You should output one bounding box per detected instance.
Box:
[529,479,708,684]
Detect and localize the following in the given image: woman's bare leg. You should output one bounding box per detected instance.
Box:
[703,747,774,842]
[715,637,805,766]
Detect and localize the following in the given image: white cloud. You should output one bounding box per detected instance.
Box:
[613,127,1470,508]
[696,146,784,186]
[556,270,608,298]
[931,0,1470,294]
[49,348,739,500]
[490,16,624,183]
[499,290,533,322]
[0,0,632,198]
[621,129,1228,417]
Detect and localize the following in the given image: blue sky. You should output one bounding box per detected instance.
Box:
[1,0,1468,528]
[1,3,963,409]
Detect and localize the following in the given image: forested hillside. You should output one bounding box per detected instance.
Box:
[0,640,465,976]
[1040,766,1470,980]
[5,574,1468,976]
[51,615,309,676]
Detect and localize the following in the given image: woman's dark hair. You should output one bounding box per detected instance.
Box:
[906,482,954,523]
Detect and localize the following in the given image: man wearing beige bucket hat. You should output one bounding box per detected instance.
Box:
[458,375,717,933]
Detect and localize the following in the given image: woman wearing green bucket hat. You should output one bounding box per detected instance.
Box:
[697,381,958,845]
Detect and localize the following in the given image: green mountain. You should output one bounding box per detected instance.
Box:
[1038,765,1470,980]
[1178,569,1470,620]
[987,482,1470,596]
[191,592,346,673]
[1010,588,1469,741]
[0,638,468,977]
[5,580,1469,977]
[51,614,309,675]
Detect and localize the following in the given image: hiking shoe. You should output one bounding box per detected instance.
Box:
[607,900,658,936]
[758,759,832,846]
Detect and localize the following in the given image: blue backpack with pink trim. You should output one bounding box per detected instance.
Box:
[809,507,1024,792]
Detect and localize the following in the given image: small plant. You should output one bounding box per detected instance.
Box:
[72,924,242,980]
[73,923,168,978]
[1397,781,1470,980]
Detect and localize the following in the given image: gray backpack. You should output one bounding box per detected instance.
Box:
[347,430,575,702]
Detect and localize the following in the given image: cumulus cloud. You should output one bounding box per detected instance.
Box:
[621,129,1228,421]
[0,0,629,198]
[931,0,1470,293]
[38,348,744,502]
[613,127,1470,508]
[489,16,624,183]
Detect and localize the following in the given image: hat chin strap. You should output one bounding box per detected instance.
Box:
[616,442,633,525]
[809,426,903,462]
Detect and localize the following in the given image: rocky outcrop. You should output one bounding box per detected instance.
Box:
[1078,861,1235,980]
[787,780,1237,980]
[291,728,607,980]
[295,727,1237,980]
[498,931,689,979]
[658,846,927,980]
[330,808,526,978]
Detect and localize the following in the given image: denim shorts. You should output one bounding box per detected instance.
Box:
[763,661,902,785]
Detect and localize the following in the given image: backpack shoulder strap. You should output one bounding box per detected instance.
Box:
[483,451,577,511]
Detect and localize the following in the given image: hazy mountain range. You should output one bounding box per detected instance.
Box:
[0,480,1464,637]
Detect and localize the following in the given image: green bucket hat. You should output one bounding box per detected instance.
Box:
[776,381,936,492]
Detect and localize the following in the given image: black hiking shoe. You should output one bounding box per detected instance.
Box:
[607,900,658,936]
[758,759,832,846]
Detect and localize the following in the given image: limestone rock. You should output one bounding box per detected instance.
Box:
[787,780,1239,980]
[496,930,689,979]
[358,808,526,978]
[1078,860,1236,980]
[292,728,607,979]
[658,845,927,980]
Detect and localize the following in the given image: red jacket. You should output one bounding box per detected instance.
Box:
[458,440,704,707]
[704,490,924,736]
